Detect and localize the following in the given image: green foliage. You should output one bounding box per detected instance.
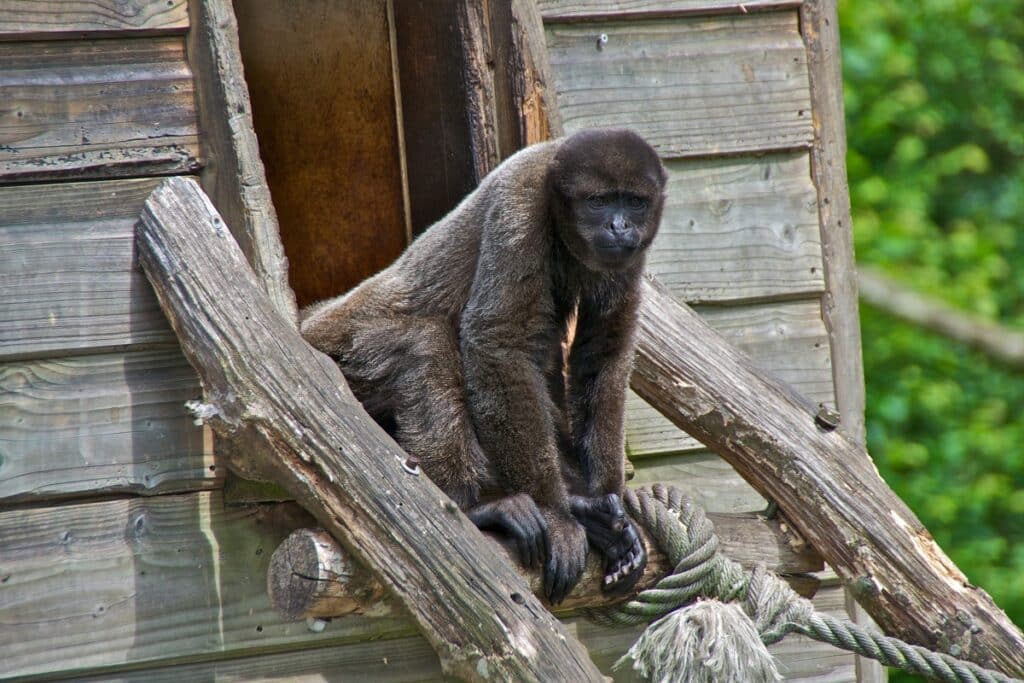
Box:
[839,0,1024,678]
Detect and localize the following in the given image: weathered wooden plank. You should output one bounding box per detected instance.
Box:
[0,492,419,680]
[0,178,177,359]
[631,276,1024,674]
[83,586,852,683]
[0,349,218,502]
[650,152,825,304]
[545,12,812,158]
[76,636,451,683]
[0,36,200,183]
[630,451,766,513]
[187,0,298,325]
[540,0,802,22]
[626,299,834,458]
[0,1,189,39]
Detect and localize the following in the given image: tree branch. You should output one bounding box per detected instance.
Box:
[858,266,1024,367]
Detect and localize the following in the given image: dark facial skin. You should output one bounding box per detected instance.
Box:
[301,128,666,605]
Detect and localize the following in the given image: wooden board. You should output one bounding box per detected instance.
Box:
[0,490,830,680]
[650,152,825,304]
[0,178,176,359]
[0,1,189,39]
[626,299,834,458]
[630,451,766,513]
[0,492,418,680]
[233,0,407,310]
[73,585,853,682]
[0,36,200,183]
[0,349,218,502]
[545,12,812,158]
[540,0,801,22]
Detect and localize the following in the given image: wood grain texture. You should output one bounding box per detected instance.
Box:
[232,0,406,310]
[800,3,876,678]
[627,298,834,457]
[0,178,175,359]
[630,451,766,513]
[800,0,865,444]
[0,349,218,502]
[0,1,189,38]
[632,276,1024,675]
[0,492,412,680]
[0,36,201,183]
[539,0,801,22]
[71,584,854,683]
[136,177,603,681]
[545,12,813,158]
[187,0,298,325]
[650,152,825,304]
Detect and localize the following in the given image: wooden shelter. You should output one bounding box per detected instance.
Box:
[1,0,889,680]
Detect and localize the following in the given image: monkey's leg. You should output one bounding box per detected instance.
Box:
[388,319,490,510]
[570,493,646,596]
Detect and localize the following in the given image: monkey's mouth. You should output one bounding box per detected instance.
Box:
[594,242,640,264]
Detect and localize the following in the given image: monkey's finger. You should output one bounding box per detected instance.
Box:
[543,557,557,603]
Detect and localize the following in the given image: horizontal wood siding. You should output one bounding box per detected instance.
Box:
[0,36,200,183]
[0,349,216,502]
[652,152,825,304]
[70,585,852,682]
[0,178,176,359]
[0,492,416,680]
[0,488,844,681]
[539,0,801,21]
[626,299,834,457]
[0,1,189,39]
[546,12,812,158]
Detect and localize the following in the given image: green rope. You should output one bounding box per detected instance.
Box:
[589,484,1023,683]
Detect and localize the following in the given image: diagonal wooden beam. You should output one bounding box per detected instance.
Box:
[632,275,1024,677]
[136,176,604,683]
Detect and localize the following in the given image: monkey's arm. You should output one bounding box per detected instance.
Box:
[459,242,587,604]
[567,290,646,594]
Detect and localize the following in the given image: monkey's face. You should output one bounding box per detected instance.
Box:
[549,129,667,273]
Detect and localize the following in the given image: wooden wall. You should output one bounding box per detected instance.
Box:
[0,1,867,681]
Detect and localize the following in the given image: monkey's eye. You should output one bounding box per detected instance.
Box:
[586,194,610,210]
[627,195,648,211]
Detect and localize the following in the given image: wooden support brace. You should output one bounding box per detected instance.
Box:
[267,515,824,622]
[633,276,1024,676]
[136,176,603,682]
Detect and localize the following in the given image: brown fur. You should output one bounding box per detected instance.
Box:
[301,128,667,602]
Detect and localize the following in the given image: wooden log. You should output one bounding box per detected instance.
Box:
[136,176,603,682]
[267,513,824,621]
[632,275,1024,676]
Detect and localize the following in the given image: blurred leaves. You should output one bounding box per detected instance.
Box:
[840,0,1024,677]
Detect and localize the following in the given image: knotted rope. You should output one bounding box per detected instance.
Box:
[590,484,1022,683]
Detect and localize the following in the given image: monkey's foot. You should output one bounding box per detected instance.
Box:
[467,494,546,571]
[570,493,647,597]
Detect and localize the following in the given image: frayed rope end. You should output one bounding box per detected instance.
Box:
[614,599,781,683]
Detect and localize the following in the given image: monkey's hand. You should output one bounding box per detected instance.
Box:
[467,494,546,571]
[570,493,646,597]
[540,509,588,605]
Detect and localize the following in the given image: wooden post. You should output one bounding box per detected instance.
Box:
[267,515,823,621]
[632,276,1024,677]
[136,176,603,682]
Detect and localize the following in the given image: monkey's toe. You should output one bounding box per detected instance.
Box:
[601,536,647,597]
